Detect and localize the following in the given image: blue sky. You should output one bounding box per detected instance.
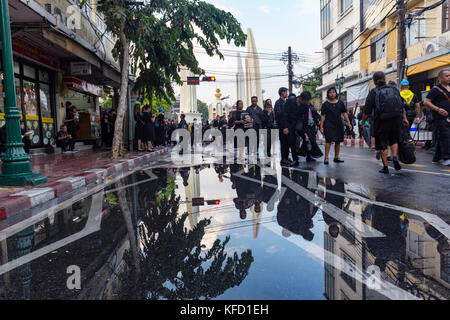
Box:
[175,0,322,110]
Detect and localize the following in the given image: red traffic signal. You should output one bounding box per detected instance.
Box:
[202,76,216,82]
[192,198,220,206]
[187,77,200,85]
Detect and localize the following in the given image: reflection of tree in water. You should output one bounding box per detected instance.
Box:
[119,191,254,300]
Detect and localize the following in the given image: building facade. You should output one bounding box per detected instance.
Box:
[0,0,131,150]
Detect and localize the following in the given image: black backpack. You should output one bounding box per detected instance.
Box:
[398,125,416,164]
[374,85,404,119]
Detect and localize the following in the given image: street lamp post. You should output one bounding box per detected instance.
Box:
[335,74,345,100]
[0,0,47,186]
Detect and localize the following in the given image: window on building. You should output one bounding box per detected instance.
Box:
[444,0,450,33]
[340,0,353,15]
[370,31,386,63]
[341,32,354,67]
[326,45,334,71]
[406,15,425,48]
[321,0,332,38]
[340,251,357,292]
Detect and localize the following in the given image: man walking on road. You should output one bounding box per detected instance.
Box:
[400,80,421,131]
[424,69,450,166]
[362,71,409,174]
[275,87,289,165]
[246,96,264,153]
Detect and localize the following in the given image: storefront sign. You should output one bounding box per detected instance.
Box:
[12,38,59,70]
[63,76,103,97]
[70,62,92,75]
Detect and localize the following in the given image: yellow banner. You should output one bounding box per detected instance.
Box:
[25,114,39,121]
[41,117,54,123]
[407,54,450,76]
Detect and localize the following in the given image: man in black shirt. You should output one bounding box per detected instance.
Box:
[400,80,422,130]
[424,69,450,166]
[246,96,264,153]
[274,87,289,165]
[362,71,409,174]
[56,125,75,152]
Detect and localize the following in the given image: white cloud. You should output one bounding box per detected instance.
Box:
[260,5,271,14]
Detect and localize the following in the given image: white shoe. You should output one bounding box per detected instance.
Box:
[443,159,450,166]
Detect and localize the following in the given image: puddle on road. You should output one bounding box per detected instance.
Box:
[0,164,448,300]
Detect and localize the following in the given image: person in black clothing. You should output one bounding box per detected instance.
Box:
[154,110,165,147]
[424,69,450,166]
[64,105,78,151]
[362,72,410,174]
[178,114,188,130]
[142,104,155,152]
[400,80,422,131]
[261,99,275,158]
[232,165,254,220]
[20,121,31,154]
[297,91,323,162]
[56,125,75,152]
[133,103,145,151]
[101,112,113,148]
[246,96,264,152]
[320,87,352,165]
[282,94,303,167]
[229,100,250,152]
[0,124,6,154]
[275,87,289,165]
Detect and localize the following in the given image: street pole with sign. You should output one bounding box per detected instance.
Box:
[0,0,47,186]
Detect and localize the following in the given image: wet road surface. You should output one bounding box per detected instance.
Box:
[0,146,448,300]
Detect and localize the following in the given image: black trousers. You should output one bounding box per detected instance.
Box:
[282,128,298,162]
[280,129,289,161]
[433,119,450,161]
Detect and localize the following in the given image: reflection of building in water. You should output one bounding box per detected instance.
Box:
[323,183,450,300]
[184,167,201,229]
[323,183,365,300]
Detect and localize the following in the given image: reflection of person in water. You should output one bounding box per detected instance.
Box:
[277,169,317,241]
[261,172,278,212]
[424,222,449,254]
[232,165,263,219]
[365,206,408,272]
[179,167,190,187]
[322,178,350,238]
[137,170,160,209]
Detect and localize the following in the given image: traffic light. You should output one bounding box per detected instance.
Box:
[192,198,221,206]
[187,77,200,85]
[192,198,205,206]
[202,76,216,82]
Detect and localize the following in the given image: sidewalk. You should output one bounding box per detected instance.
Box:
[0,147,169,227]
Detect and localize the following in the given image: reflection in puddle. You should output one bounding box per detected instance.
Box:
[0,163,448,300]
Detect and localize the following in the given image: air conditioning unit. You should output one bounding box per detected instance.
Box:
[437,36,449,49]
[45,4,68,29]
[424,41,438,54]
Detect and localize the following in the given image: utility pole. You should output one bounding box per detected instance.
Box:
[288,46,293,93]
[397,0,407,84]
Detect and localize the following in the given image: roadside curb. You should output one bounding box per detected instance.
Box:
[0,147,168,225]
[317,136,370,148]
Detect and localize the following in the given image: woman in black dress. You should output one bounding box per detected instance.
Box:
[320,87,352,165]
[142,104,155,152]
[134,103,145,151]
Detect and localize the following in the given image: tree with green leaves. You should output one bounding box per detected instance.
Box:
[197,99,209,122]
[118,190,254,300]
[93,0,246,159]
[302,67,323,99]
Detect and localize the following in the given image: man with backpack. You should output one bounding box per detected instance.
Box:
[362,71,409,174]
[400,80,421,131]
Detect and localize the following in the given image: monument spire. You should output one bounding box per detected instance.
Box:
[245,28,262,107]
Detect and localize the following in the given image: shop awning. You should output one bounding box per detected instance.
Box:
[346,81,370,109]
[407,54,450,77]
[64,76,103,97]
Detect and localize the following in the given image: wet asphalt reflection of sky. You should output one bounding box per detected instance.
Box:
[0,153,449,300]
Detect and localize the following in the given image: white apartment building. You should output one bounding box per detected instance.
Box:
[317,0,372,110]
